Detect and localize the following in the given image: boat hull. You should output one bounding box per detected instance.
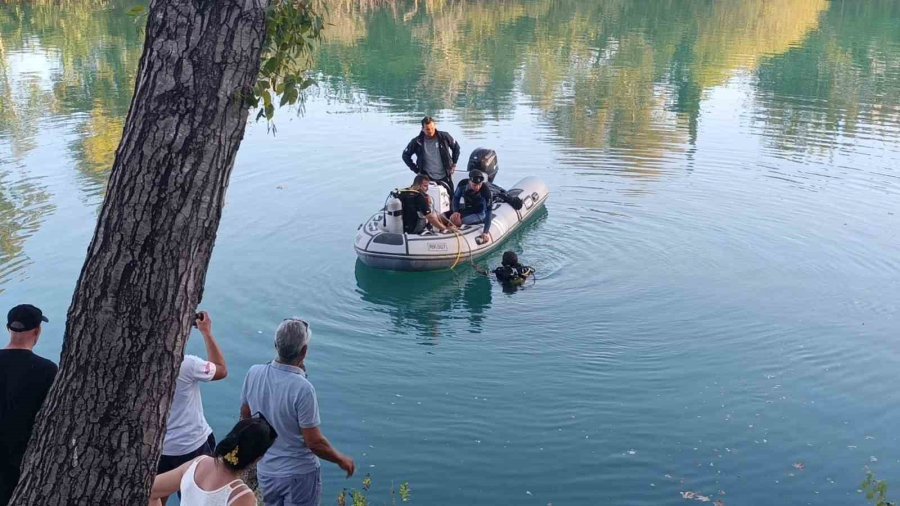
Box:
[354,177,549,271]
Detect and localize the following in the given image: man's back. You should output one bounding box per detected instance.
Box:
[241,362,321,477]
[162,354,215,456]
[0,349,57,503]
[398,189,430,234]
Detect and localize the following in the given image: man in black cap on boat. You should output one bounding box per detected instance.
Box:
[0,304,57,506]
[450,170,493,244]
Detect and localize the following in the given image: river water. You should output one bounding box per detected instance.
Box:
[1,1,899,504]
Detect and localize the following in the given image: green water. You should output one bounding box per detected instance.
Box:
[1,1,899,504]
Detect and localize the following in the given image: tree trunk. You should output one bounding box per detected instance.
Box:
[10,0,267,503]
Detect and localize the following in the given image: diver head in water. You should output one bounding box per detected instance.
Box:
[501,250,519,267]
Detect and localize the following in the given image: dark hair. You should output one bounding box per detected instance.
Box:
[413,174,430,186]
[421,116,435,127]
[214,416,278,471]
[502,251,518,267]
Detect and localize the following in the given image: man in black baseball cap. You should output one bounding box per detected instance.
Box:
[6,304,49,332]
[1,304,57,505]
[449,170,493,244]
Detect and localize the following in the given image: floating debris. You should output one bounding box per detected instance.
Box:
[793,462,805,471]
[681,491,711,502]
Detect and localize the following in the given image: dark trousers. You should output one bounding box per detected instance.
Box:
[0,465,14,506]
[157,432,216,474]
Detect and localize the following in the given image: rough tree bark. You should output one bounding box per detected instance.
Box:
[10,0,268,503]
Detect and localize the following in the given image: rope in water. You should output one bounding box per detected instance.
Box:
[441,215,492,275]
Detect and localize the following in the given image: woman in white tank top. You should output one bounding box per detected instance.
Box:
[149,415,278,506]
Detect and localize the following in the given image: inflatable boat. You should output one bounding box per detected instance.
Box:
[354,174,550,271]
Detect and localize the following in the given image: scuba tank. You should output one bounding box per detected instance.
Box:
[383,192,404,233]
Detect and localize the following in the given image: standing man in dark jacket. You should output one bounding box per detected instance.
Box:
[402,116,461,192]
[0,304,57,506]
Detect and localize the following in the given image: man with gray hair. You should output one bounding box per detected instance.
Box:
[240,318,354,506]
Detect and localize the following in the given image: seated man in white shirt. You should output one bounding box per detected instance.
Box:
[156,310,228,505]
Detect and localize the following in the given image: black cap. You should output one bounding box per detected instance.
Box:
[469,170,486,184]
[7,304,49,332]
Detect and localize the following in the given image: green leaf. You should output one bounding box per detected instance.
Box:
[279,89,291,107]
[126,5,146,16]
[399,482,411,502]
[262,56,281,75]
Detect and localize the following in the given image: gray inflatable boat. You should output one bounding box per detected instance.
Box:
[354,176,549,271]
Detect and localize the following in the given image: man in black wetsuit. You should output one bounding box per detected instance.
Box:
[493,251,535,285]
[397,175,456,235]
[402,116,461,192]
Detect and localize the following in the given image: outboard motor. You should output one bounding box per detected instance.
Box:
[467,148,499,183]
[383,195,403,233]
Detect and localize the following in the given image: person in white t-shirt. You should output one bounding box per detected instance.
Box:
[156,310,228,505]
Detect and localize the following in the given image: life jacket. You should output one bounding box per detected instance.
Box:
[457,179,487,214]
[395,187,427,234]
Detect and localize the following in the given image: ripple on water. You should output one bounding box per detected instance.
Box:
[0,166,55,288]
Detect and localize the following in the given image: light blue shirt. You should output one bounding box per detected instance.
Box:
[240,361,321,477]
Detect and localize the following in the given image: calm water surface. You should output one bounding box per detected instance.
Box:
[1,1,899,504]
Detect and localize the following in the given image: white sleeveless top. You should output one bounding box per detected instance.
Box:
[180,456,254,506]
